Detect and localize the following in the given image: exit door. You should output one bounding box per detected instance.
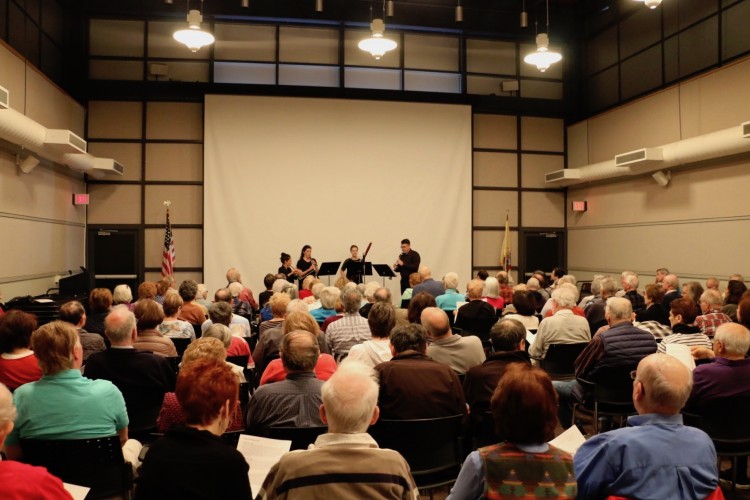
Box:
[87,228,142,292]
[520,230,565,280]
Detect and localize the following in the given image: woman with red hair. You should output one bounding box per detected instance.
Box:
[448,364,576,499]
[137,359,251,499]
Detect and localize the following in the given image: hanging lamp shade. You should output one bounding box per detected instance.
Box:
[635,0,662,8]
[173,9,215,52]
[523,33,562,73]
[358,19,397,60]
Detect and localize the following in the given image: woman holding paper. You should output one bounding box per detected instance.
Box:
[447,363,577,499]
[136,359,251,499]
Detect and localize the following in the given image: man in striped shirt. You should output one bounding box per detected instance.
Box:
[325,288,371,361]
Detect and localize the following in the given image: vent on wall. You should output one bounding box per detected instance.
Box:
[545,169,581,182]
[743,121,750,138]
[614,148,663,167]
[44,129,87,154]
[0,86,8,109]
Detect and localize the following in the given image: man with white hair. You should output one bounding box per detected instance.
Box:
[662,273,682,311]
[196,283,211,310]
[326,288,371,360]
[554,297,656,428]
[695,288,733,338]
[422,307,485,375]
[621,272,646,314]
[575,353,718,499]
[687,322,750,487]
[412,265,445,298]
[583,276,617,333]
[257,360,419,499]
[227,282,253,316]
[225,267,258,309]
[0,382,72,498]
[454,279,496,337]
[529,285,591,364]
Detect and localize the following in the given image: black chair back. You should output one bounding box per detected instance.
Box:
[227,355,249,368]
[267,426,328,450]
[540,343,589,380]
[165,356,181,375]
[20,435,132,499]
[370,415,464,490]
[471,410,499,449]
[192,323,202,339]
[171,337,192,357]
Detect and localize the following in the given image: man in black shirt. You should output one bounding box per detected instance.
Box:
[393,238,421,293]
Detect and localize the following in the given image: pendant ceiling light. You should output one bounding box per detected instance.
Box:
[173,1,215,52]
[523,0,562,73]
[634,0,662,8]
[358,3,397,61]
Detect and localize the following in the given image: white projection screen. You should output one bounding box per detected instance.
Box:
[204,95,472,301]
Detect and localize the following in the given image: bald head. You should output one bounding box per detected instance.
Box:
[714,322,750,358]
[418,266,432,280]
[634,353,692,415]
[104,305,137,345]
[420,307,451,340]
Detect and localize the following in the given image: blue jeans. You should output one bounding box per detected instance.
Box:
[552,379,580,429]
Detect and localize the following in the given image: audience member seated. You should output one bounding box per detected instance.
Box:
[137,281,157,302]
[450,363,576,499]
[158,293,195,340]
[298,275,316,301]
[400,272,422,308]
[83,287,113,335]
[621,271,646,314]
[661,274,683,312]
[583,277,616,333]
[738,296,750,331]
[325,288,371,360]
[482,277,505,311]
[113,283,135,311]
[542,282,584,318]
[196,283,212,310]
[688,322,750,488]
[635,283,670,326]
[257,360,418,499]
[526,277,547,310]
[374,323,466,419]
[311,286,341,324]
[202,288,251,337]
[4,321,140,466]
[435,272,464,314]
[695,288,733,338]
[59,300,106,361]
[204,300,251,357]
[258,273,276,309]
[358,281,381,318]
[136,359,251,499]
[0,310,42,391]
[723,279,747,321]
[554,298,657,428]
[423,307,485,375]
[574,353,718,499]
[407,291,437,324]
[228,281,253,317]
[502,291,540,331]
[0,382,71,499]
[154,276,174,305]
[157,337,244,433]
[455,279,496,334]
[321,297,344,332]
[495,271,514,305]
[259,312,336,385]
[133,299,177,357]
[176,279,207,326]
[412,265,445,298]
[463,318,531,414]
[226,266,258,310]
[658,298,711,354]
[259,293,290,336]
[85,305,176,433]
[529,286,590,364]
[202,324,249,380]
[246,331,326,434]
[348,302,396,368]
[683,280,705,309]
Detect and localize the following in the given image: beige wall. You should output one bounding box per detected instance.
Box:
[0,42,86,299]
[567,56,750,286]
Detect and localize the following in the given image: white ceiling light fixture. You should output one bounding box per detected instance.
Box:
[358,12,397,60]
[634,0,662,9]
[173,1,215,53]
[523,0,562,73]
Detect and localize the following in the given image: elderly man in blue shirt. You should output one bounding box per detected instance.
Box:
[574,352,719,500]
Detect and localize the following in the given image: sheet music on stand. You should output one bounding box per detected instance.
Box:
[372,264,396,287]
[317,261,342,285]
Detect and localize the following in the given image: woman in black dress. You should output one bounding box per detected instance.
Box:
[340,244,363,283]
[278,252,297,283]
[296,245,318,285]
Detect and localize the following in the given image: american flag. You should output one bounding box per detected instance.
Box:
[162,206,175,277]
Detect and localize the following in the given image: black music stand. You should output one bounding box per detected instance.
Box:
[318,261,342,285]
[373,264,397,287]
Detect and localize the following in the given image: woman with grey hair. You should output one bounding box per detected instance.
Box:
[113,283,135,311]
